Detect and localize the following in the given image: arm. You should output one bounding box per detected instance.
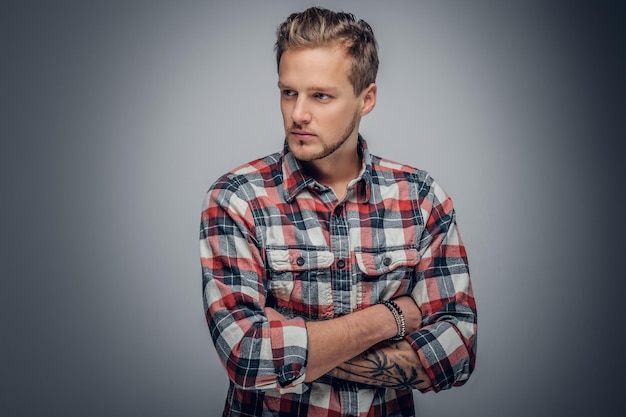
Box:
[322,296,431,390]
[305,313,397,382]
[266,296,429,387]
[405,177,477,392]
[265,303,419,383]
[326,296,432,390]
[201,181,309,392]
[328,340,431,390]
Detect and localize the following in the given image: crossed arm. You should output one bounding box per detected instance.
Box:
[264,296,432,390]
[328,340,431,390]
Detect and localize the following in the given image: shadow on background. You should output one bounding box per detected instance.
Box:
[3,1,624,416]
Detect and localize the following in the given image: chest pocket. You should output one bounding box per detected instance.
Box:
[355,247,419,302]
[266,248,334,319]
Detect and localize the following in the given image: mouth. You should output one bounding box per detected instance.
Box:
[290,129,316,141]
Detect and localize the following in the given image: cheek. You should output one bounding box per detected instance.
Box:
[325,106,354,130]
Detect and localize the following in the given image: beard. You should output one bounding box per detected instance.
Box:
[286,110,360,162]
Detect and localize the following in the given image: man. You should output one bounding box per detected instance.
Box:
[200,7,477,417]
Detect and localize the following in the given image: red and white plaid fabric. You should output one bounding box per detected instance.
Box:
[200,137,477,417]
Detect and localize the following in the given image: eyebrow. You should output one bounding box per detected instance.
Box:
[278,82,339,94]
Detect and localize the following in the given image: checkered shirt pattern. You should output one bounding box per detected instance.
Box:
[200,136,477,417]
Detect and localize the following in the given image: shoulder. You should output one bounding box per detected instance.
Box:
[208,152,283,195]
[202,152,284,213]
[369,153,449,204]
[370,153,432,187]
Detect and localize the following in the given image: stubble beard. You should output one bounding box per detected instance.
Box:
[287,111,360,162]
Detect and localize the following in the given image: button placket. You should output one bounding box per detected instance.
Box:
[330,202,350,314]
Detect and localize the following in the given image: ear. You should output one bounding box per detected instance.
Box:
[359,83,377,116]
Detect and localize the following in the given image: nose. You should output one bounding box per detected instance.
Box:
[291,97,311,125]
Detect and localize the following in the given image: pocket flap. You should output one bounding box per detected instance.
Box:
[355,247,419,275]
[267,248,335,272]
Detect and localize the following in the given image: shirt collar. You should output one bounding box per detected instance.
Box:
[281,134,373,203]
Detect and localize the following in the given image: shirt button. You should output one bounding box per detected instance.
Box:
[383,257,392,266]
[336,259,346,269]
[296,257,305,266]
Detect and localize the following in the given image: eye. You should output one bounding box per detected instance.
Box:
[282,89,297,97]
[314,93,331,101]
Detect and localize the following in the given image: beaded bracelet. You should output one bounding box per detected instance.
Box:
[378,299,406,341]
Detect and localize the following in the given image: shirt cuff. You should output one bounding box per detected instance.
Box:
[269,316,309,390]
[407,322,472,392]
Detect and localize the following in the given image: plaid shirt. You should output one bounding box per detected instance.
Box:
[200,136,477,417]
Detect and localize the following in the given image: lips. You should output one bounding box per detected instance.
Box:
[290,129,316,140]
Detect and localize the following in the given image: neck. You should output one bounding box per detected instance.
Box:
[301,139,361,200]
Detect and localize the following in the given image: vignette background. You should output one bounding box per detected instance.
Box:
[3,1,624,416]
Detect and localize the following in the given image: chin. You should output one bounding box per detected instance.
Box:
[289,150,315,162]
[287,140,315,159]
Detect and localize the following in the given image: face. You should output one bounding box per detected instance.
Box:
[278,46,376,163]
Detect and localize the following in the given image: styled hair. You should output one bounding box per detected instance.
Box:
[275,7,379,95]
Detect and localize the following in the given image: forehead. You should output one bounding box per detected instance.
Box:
[278,46,352,88]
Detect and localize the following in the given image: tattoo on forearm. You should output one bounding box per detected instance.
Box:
[329,341,430,390]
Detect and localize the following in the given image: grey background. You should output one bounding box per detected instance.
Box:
[3,0,624,416]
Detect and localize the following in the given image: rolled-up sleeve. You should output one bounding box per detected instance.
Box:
[200,177,309,391]
[408,176,477,393]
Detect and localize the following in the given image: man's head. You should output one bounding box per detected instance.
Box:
[275,7,378,166]
[275,7,379,96]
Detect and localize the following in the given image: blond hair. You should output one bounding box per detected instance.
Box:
[275,7,379,95]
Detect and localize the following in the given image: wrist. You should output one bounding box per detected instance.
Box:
[377,300,406,341]
[369,304,398,340]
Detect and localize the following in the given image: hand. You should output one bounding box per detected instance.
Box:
[391,296,423,334]
[328,340,431,390]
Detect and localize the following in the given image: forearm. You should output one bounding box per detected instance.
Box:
[328,340,431,390]
[301,304,398,382]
